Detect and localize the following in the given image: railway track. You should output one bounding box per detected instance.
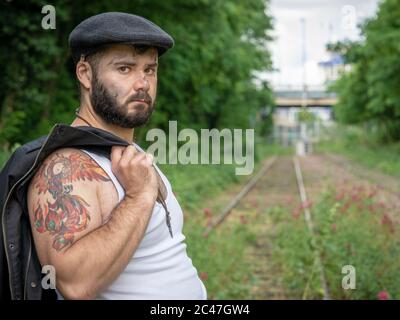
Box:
[203,155,331,299]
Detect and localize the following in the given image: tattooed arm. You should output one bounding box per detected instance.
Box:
[27,146,158,299]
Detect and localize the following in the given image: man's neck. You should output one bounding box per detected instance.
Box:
[71,106,134,144]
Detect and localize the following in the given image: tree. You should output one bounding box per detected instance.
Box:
[0,0,274,147]
[329,0,400,142]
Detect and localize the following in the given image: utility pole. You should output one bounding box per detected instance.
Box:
[300,17,307,108]
[298,17,308,155]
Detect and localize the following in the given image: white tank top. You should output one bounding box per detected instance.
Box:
[58,144,207,300]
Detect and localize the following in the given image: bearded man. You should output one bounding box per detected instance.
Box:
[24,12,207,300]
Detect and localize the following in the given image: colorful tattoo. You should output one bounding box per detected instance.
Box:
[32,151,110,251]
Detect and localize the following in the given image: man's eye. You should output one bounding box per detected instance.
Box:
[118,66,130,73]
[145,68,156,75]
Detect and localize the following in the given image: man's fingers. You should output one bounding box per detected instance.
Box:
[112,146,154,171]
[145,153,154,166]
[111,146,124,166]
[119,145,137,166]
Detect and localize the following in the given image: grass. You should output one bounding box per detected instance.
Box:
[316,124,400,178]
[268,184,400,300]
[157,138,293,299]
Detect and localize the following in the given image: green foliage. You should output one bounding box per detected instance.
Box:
[270,186,400,300]
[184,216,259,299]
[314,188,400,300]
[0,0,274,147]
[297,108,316,123]
[268,206,318,299]
[329,0,400,142]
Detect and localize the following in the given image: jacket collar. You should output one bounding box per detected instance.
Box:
[37,123,132,162]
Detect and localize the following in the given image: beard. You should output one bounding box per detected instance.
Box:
[90,73,155,128]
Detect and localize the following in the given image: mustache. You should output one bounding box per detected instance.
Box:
[125,92,152,105]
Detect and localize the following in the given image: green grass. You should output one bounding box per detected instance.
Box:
[269,185,400,300]
[157,139,292,299]
[316,124,400,177]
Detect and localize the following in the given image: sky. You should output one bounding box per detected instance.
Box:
[264,0,381,89]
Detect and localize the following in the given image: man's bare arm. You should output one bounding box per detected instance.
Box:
[28,146,158,299]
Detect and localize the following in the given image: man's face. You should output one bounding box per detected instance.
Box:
[89,44,158,128]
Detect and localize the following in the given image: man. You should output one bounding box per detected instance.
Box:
[26,12,207,300]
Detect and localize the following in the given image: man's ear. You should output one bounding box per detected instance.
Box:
[76,58,93,91]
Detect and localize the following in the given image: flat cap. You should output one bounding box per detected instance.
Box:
[69,12,174,63]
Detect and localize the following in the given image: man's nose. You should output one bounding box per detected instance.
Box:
[133,73,150,92]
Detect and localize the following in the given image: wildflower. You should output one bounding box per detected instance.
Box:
[377,291,390,300]
[292,208,301,219]
[200,272,208,281]
[331,223,337,232]
[240,215,248,225]
[340,202,350,213]
[204,208,212,218]
[302,200,314,209]
[335,191,345,201]
[381,213,395,234]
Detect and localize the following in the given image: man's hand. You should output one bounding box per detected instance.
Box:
[111,145,158,203]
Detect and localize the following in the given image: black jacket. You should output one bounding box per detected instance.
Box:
[0,124,131,300]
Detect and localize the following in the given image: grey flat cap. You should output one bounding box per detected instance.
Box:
[69,12,174,63]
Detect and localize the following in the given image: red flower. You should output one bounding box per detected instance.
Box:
[331,223,337,232]
[240,215,248,224]
[200,272,208,281]
[335,192,345,201]
[203,208,212,218]
[381,213,395,234]
[377,291,390,300]
[302,200,314,209]
[292,208,301,219]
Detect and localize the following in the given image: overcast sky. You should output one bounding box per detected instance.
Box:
[264,0,381,88]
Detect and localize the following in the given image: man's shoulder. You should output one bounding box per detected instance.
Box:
[27,147,119,226]
[29,147,112,192]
